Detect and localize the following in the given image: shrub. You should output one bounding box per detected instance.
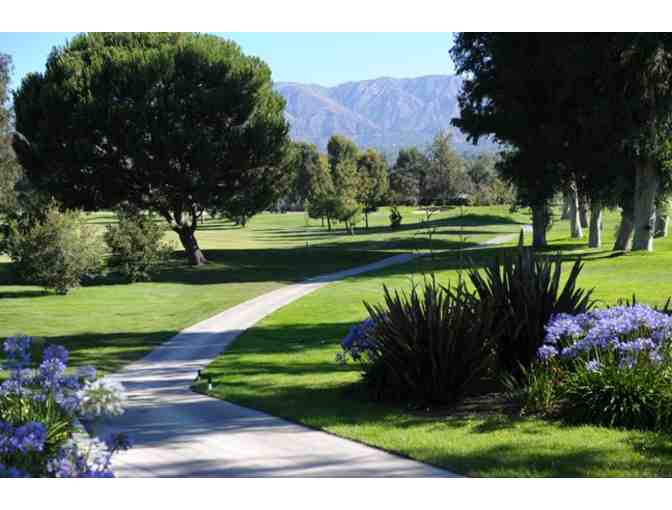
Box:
[0,336,131,477]
[467,248,594,378]
[389,206,402,228]
[561,361,672,430]
[4,207,103,294]
[340,278,497,405]
[104,208,173,282]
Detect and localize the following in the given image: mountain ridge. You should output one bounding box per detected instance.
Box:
[274,74,495,157]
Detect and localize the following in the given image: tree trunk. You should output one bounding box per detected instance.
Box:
[632,157,658,251]
[655,212,669,238]
[321,217,325,227]
[326,216,332,232]
[614,207,634,251]
[560,192,571,220]
[176,225,207,266]
[531,203,548,249]
[569,187,583,239]
[588,203,603,248]
[579,195,590,229]
[365,211,369,230]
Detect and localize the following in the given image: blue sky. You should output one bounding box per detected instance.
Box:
[0,32,455,91]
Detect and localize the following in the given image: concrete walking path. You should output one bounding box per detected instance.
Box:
[99,228,528,477]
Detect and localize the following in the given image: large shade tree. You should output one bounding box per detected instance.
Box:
[12,33,290,265]
[451,34,570,248]
[452,33,672,252]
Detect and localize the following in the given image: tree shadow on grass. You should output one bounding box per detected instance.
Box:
[253,213,524,241]
[0,289,50,299]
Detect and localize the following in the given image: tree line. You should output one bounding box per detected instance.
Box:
[278,131,513,233]
[451,33,672,252]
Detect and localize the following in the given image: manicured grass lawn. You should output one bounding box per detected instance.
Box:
[201,208,672,476]
[0,205,523,373]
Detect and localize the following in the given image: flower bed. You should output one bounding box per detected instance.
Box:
[1,336,131,477]
[510,304,672,430]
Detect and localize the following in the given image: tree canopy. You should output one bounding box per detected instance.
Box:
[451,33,672,251]
[12,33,290,264]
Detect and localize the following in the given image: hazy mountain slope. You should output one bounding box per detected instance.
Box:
[274,75,493,156]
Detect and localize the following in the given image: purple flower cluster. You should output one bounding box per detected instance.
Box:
[0,421,48,454]
[0,463,25,477]
[0,336,131,478]
[2,336,31,370]
[340,319,378,362]
[43,344,69,365]
[538,305,672,369]
[45,438,116,478]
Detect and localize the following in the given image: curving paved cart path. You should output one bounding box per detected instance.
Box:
[98,228,528,477]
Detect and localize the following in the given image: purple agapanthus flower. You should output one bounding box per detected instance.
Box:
[3,336,31,370]
[537,344,558,361]
[341,319,377,361]
[585,360,602,373]
[541,304,672,369]
[0,463,26,478]
[11,421,47,453]
[38,358,66,390]
[43,344,69,365]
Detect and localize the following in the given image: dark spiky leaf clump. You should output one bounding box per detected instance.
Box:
[467,248,595,378]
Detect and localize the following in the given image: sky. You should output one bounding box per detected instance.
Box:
[0,32,455,91]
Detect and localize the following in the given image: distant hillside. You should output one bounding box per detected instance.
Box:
[274,75,496,158]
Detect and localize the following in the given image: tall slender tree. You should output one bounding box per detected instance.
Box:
[357,148,389,229]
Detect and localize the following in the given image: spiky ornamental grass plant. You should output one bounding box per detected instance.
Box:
[467,248,595,379]
[359,277,497,405]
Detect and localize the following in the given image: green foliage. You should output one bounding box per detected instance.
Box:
[285,142,323,210]
[503,362,561,415]
[389,206,403,228]
[327,135,358,172]
[330,153,363,233]
[561,362,672,431]
[0,393,74,477]
[0,53,21,219]
[423,131,469,205]
[4,208,103,294]
[12,32,290,265]
[362,278,496,405]
[466,153,515,206]
[104,208,173,282]
[356,149,389,226]
[390,147,425,205]
[468,248,595,377]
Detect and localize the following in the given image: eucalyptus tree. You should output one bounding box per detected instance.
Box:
[451,33,569,248]
[12,33,290,265]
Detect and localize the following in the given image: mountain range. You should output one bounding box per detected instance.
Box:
[274,75,495,158]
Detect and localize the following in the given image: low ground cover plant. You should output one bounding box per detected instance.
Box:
[0,336,130,477]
